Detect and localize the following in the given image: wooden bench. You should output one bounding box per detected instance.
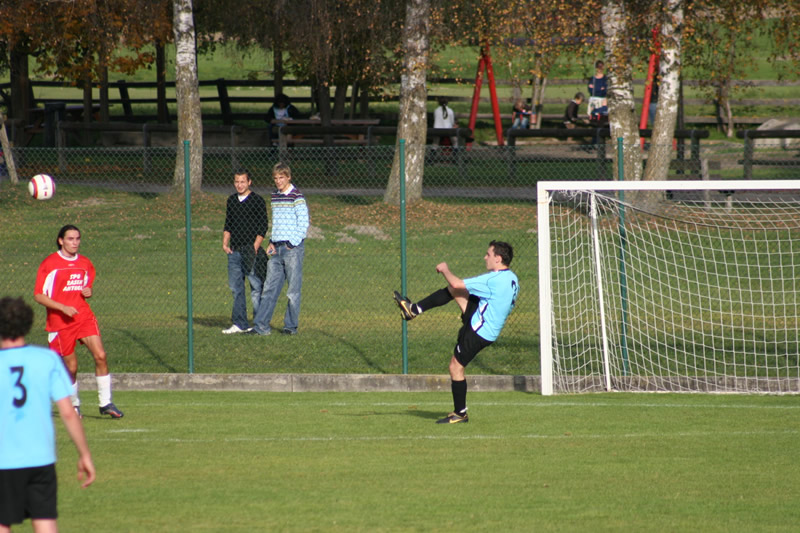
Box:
[273,119,380,146]
[24,103,102,146]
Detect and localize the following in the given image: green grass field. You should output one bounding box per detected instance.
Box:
[0,177,540,376]
[18,390,798,532]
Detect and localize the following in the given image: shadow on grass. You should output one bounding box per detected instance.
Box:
[404,409,444,421]
[189,315,230,329]
[315,329,390,373]
[335,409,442,421]
[114,328,180,373]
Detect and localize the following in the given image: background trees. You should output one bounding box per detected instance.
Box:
[2,0,800,194]
[486,0,601,128]
[194,0,404,126]
[0,0,171,131]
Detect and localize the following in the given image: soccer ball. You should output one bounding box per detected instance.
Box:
[28,174,56,200]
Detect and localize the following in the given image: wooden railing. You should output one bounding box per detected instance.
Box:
[2,77,798,126]
[737,129,800,179]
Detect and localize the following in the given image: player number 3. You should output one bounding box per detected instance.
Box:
[10,366,27,407]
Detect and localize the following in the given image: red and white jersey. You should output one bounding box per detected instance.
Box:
[34,251,97,331]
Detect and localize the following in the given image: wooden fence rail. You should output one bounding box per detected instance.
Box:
[2,77,799,125]
[736,129,800,179]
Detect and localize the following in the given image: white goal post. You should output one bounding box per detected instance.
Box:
[538,180,800,395]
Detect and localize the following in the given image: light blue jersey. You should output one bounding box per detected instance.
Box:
[464,269,519,342]
[0,345,73,469]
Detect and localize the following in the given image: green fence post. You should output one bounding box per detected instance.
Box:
[399,139,408,374]
[617,137,630,375]
[184,140,195,374]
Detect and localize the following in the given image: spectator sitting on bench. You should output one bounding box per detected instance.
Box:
[266,93,301,146]
[563,92,589,128]
[511,99,533,130]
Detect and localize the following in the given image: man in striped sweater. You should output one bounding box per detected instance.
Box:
[250,162,310,336]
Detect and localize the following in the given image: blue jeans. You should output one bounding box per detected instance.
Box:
[227,250,264,329]
[512,117,529,129]
[253,242,304,334]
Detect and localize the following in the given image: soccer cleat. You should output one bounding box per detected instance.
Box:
[222,324,250,334]
[436,411,469,424]
[74,406,83,419]
[99,403,124,419]
[392,291,418,321]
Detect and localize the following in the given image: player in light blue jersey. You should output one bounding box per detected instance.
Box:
[393,241,519,424]
[0,296,95,532]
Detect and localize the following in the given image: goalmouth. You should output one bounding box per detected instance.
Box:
[537,180,800,395]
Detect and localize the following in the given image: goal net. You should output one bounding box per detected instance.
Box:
[537,180,800,395]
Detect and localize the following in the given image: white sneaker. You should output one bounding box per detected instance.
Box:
[222,324,249,334]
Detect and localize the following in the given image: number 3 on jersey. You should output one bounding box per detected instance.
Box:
[10,366,27,407]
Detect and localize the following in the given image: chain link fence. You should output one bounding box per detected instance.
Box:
[1,138,799,376]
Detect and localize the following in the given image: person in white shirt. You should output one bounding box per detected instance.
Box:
[433,97,457,147]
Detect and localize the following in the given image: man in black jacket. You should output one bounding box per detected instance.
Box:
[221,169,269,334]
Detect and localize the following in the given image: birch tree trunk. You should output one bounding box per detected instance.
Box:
[602,0,643,184]
[173,0,203,191]
[723,39,737,138]
[531,74,547,129]
[643,0,683,182]
[384,0,430,205]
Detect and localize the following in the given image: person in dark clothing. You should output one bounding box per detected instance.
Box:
[587,60,608,109]
[265,93,301,146]
[564,92,588,128]
[222,169,269,334]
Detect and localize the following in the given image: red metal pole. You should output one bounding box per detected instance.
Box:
[483,47,505,146]
[467,54,485,148]
[640,27,660,148]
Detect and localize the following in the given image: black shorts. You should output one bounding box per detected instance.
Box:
[453,295,493,367]
[0,464,58,526]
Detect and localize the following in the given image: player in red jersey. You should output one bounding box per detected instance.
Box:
[33,225,124,419]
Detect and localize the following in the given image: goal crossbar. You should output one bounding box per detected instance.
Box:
[538,179,800,193]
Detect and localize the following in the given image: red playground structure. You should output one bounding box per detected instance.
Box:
[467,45,505,147]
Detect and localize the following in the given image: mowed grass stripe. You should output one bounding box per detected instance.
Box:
[122,398,800,410]
[85,429,799,444]
[46,391,800,532]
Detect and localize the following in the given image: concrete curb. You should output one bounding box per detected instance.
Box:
[78,373,542,393]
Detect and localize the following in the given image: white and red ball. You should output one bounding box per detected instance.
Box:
[28,174,56,200]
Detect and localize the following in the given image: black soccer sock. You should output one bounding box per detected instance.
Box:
[417,287,453,313]
[451,379,467,415]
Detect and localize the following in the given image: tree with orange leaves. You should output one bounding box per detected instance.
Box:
[0,0,171,139]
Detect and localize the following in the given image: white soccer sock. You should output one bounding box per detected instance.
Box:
[71,381,80,407]
[97,374,112,407]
